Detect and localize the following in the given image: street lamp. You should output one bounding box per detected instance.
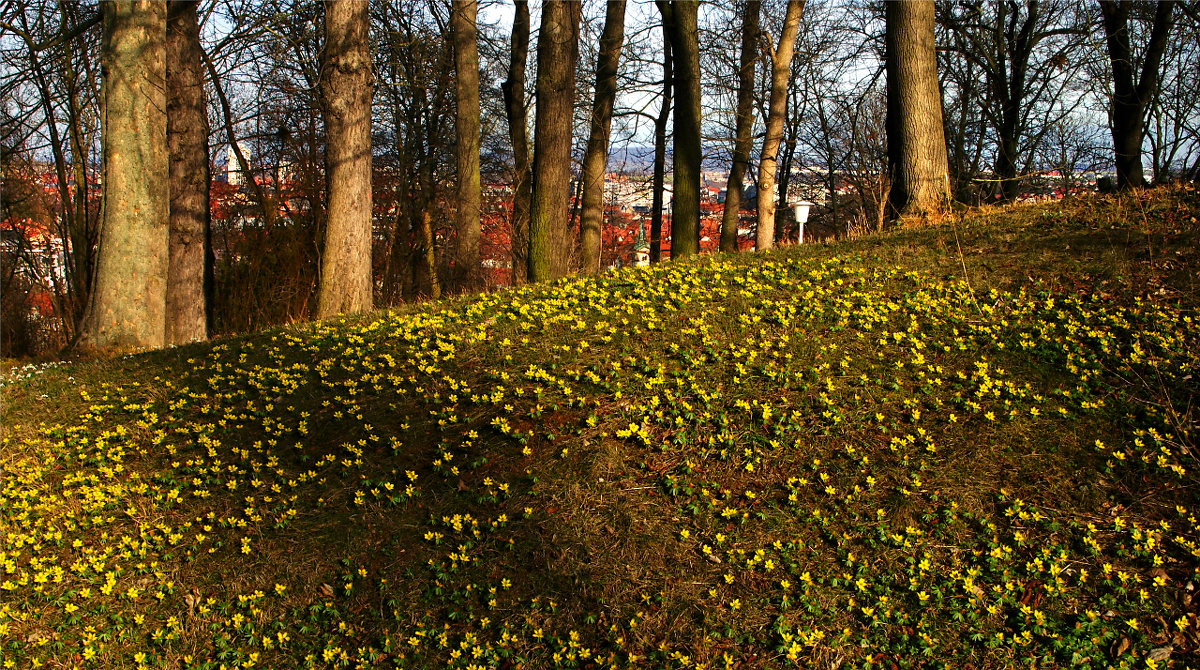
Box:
[792,201,814,243]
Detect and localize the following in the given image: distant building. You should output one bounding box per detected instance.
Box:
[632,221,650,267]
[223,144,247,185]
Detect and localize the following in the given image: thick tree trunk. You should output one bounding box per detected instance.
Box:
[721,0,758,253]
[503,0,531,286]
[650,38,672,265]
[657,0,701,259]
[885,0,950,217]
[756,0,803,251]
[528,0,581,282]
[579,0,627,274]
[165,0,209,344]
[452,0,482,289]
[80,0,169,353]
[1100,0,1175,190]
[316,0,373,318]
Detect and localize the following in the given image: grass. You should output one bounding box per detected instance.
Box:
[2,187,1198,670]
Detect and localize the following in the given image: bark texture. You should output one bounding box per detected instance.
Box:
[1100,0,1175,190]
[579,0,627,274]
[165,0,209,344]
[451,0,482,288]
[502,0,531,285]
[755,0,803,251]
[81,0,169,353]
[317,0,373,318]
[528,0,581,282]
[721,0,759,253]
[885,0,950,217]
[657,0,701,259]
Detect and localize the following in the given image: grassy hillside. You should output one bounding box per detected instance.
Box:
[2,189,1198,670]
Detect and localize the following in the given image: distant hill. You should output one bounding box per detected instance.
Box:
[3,189,1197,669]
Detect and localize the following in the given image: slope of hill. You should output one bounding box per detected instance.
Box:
[2,189,1198,669]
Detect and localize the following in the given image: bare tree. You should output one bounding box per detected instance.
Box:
[6,2,103,341]
[886,0,950,216]
[451,0,482,288]
[579,0,627,274]
[756,0,804,250]
[528,0,582,281]
[939,0,1090,200]
[844,87,891,231]
[1144,6,1200,182]
[316,0,372,318]
[720,0,759,253]
[502,0,532,285]
[80,0,169,352]
[373,0,454,302]
[657,0,701,259]
[1099,0,1176,189]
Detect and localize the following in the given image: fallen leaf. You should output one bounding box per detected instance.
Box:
[1148,646,1173,662]
[185,588,201,613]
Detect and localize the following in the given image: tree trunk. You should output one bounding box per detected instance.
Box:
[579,0,627,274]
[650,37,672,265]
[1100,0,1175,190]
[165,0,209,344]
[503,0,532,286]
[316,0,373,318]
[528,0,581,282]
[568,171,584,233]
[657,0,701,259]
[80,0,168,353]
[777,75,803,243]
[756,0,803,251]
[420,209,440,299]
[452,0,482,289]
[994,127,1020,200]
[721,0,759,253]
[885,0,950,217]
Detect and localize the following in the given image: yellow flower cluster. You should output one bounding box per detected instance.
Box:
[2,203,1197,668]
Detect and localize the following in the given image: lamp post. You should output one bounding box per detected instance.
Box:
[792,201,814,243]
